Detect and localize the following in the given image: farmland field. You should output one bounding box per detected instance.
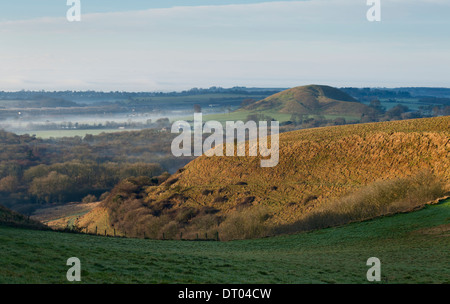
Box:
[1,199,448,284]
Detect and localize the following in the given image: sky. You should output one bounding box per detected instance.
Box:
[0,0,449,91]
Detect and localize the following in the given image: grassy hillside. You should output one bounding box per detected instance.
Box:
[0,204,48,230]
[242,85,369,116]
[199,85,369,125]
[1,199,449,284]
[80,116,449,240]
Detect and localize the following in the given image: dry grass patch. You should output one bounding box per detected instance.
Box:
[276,171,447,234]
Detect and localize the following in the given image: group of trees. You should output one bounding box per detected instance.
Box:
[340,87,413,102]
[22,161,163,204]
[0,87,283,104]
[360,100,424,122]
[0,129,194,214]
[24,117,173,132]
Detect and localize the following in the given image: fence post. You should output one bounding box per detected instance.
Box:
[180,232,183,240]
[95,226,97,235]
[114,229,116,237]
[163,232,165,240]
[216,231,219,241]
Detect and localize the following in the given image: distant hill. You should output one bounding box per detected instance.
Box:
[242,85,370,116]
[0,204,48,230]
[73,116,450,240]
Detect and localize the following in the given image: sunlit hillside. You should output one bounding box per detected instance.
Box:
[76,116,450,240]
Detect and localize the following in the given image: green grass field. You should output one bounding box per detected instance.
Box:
[1,200,448,284]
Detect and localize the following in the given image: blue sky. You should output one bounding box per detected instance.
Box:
[0,0,449,91]
[0,0,302,21]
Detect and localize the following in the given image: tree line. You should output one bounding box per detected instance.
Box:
[0,129,194,214]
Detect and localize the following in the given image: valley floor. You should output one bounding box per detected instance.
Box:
[1,200,449,284]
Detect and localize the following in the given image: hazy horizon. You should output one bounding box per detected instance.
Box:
[2,85,450,94]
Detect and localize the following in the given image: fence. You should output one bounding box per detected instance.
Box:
[61,225,221,241]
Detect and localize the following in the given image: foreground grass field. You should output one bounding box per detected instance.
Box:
[1,200,449,284]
